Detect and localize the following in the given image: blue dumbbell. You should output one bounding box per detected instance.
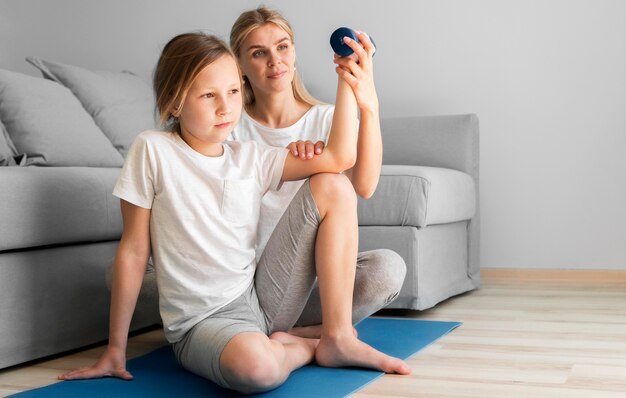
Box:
[330,27,376,57]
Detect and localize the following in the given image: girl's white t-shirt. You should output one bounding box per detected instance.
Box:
[230,104,335,260]
[113,130,288,343]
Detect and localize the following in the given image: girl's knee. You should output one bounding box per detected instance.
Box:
[221,338,283,393]
[233,360,282,393]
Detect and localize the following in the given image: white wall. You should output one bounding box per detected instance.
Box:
[2,0,625,269]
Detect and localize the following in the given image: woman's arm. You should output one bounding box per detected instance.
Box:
[284,32,382,197]
[58,200,151,381]
[343,108,382,199]
[338,31,382,199]
[281,74,358,182]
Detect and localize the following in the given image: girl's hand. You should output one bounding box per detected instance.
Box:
[333,31,379,114]
[58,346,133,381]
[286,140,325,159]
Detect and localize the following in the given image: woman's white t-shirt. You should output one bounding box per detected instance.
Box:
[230,104,335,260]
[113,130,288,342]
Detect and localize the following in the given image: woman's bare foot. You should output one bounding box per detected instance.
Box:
[289,324,358,339]
[315,331,411,375]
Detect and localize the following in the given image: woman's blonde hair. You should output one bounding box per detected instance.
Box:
[153,32,239,133]
[230,6,323,109]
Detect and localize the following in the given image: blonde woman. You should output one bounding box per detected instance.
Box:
[230,7,404,336]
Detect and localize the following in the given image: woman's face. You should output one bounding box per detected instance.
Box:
[238,23,296,97]
[176,55,242,147]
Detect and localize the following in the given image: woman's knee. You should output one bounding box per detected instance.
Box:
[382,249,407,291]
[309,173,356,215]
[380,249,406,297]
[358,249,407,302]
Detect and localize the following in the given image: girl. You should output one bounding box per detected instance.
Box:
[229,7,405,334]
[58,33,409,393]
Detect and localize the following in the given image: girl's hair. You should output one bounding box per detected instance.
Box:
[230,6,323,109]
[153,32,239,133]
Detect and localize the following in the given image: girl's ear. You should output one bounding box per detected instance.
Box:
[171,103,182,117]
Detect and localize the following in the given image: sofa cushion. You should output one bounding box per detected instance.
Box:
[357,165,476,227]
[0,69,124,167]
[0,119,16,166]
[0,167,123,252]
[27,57,156,157]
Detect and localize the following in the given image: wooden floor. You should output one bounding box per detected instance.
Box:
[1,268,625,397]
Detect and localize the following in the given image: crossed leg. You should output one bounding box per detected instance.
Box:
[305,174,410,374]
[174,285,320,394]
[219,331,318,394]
[290,248,406,338]
[219,174,409,393]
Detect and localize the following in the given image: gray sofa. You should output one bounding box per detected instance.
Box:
[0,168,161,370]
[0,58,479,369]
[0,60,161,370]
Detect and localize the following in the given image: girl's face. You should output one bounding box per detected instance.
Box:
[175,55,242,151]
[238,23,296,97]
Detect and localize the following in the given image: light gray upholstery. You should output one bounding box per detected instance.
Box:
[0,119,17,166]
[357,165,476,227]
[26,57,156,157]
[0,242,158,369]
[0,167,122,251]
[0,69,123,167]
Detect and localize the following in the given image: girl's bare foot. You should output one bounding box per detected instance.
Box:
[315,331,411,375]
[288,324,358,339]
[269,331,319,360]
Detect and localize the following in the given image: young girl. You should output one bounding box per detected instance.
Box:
[58,33,409,393]
[229,7,405,333]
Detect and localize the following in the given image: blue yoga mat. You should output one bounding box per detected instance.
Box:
[10,318,460,398]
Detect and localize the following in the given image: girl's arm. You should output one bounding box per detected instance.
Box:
[58,200,151,381]
[281,47,359,182]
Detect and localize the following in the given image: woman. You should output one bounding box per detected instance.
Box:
[105,4,402,349]
[230,7,404,333]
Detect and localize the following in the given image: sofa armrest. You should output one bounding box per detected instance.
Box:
[379,114,481,286]
[357,165,476,228]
